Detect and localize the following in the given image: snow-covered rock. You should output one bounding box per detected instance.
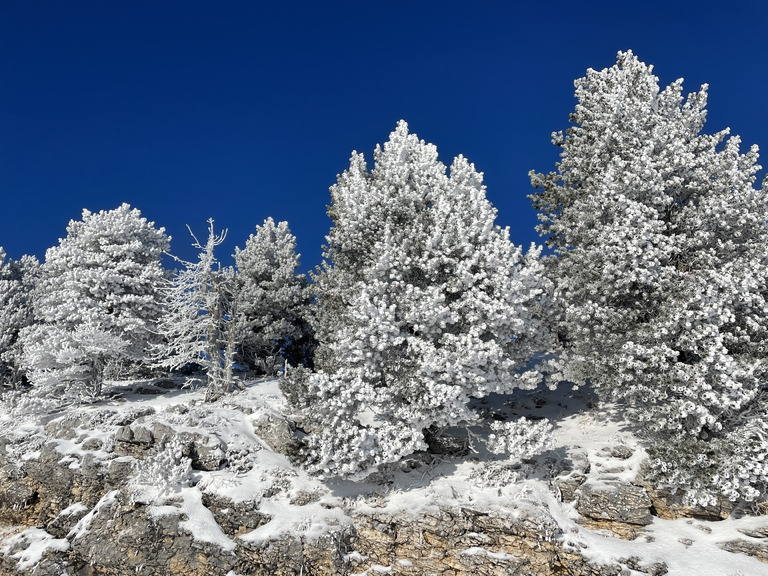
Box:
[0,379,765,575]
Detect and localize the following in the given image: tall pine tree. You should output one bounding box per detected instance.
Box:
[285,121,550,479]
[234,218,313,374]
[22,204,169,397]
[0,250,39,388]
[530,51,768,504]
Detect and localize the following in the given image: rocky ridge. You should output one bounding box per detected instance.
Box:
[0,379,765,576]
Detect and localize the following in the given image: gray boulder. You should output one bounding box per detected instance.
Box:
[251,412,294,454]
[576,481,653,526]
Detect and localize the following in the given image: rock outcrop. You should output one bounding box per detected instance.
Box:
[573,481,653,540]
[0,383,766,576]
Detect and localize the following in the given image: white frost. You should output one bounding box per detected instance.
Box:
[1,528,69,570]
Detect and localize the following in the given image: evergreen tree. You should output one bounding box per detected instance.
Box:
[154,220,238,401]
[0,250,39,388]
[21,204,169,397]
[286,121,550,479]
[530,51,768,504]
[234,218,313,374]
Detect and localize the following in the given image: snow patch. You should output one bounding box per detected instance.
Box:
[345,550,368,563]
[58,502,89,517]
[1,528,69,570]
[67,490,119,540]
[460,546,517,561]
[150,487,236,551]
[238,498,348,544]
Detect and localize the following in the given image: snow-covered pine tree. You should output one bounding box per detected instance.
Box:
[154,220,238,401]
[284,121,551,479]
[530,51,768,504]
[234,218,313,374]
[20,204,170,397]
[0,250,39,388]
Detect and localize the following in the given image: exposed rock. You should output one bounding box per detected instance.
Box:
[3,391,765,576]
[113,425,155,456]
[398,453,434,473]
[719,539,768,563]
[618,556,669,575]
[46,503,89,539]
[113,426,133,444]
[0,436,670,576]
[235,531,350,576]
[576,517,646,541]
[610,445,633,460]
[185,438,227,471]
[348,506,627,576]
[105,458,134,488]
[81,438,103,451]
[553,473,586,503]
[0,450,39,524]
[44,413,91,440]
[89,407,156,429]
[200,493,271,537]
[631,464,737,521]
[575,481,653,530]
[132,426,153,446]
[738,525,768,538]
[641,481,735,521]
[151,423,226,471]
[68,492,238,576]
[560,449,591,476]
[114,421,227,472]
[251,412,294,454]
[0,527,71,576]
[290,490,320,507]
[20,444,77,527]
[70,453,109,509]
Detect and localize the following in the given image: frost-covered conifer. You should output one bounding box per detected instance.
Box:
[0,250,39,387]
[234,218,313,374]
[530,51,768,504]
[21,204,169,397]
[286,121,550,479]
[154,220,238,401]
[23,321,129,397]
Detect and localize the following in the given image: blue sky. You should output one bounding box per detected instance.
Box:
[2,1,766,271]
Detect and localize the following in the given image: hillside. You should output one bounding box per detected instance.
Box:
[0,378,765,575]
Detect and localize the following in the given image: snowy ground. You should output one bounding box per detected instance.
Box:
[0,377,766,575]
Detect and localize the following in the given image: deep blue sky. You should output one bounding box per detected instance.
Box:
[2,1,767,271]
